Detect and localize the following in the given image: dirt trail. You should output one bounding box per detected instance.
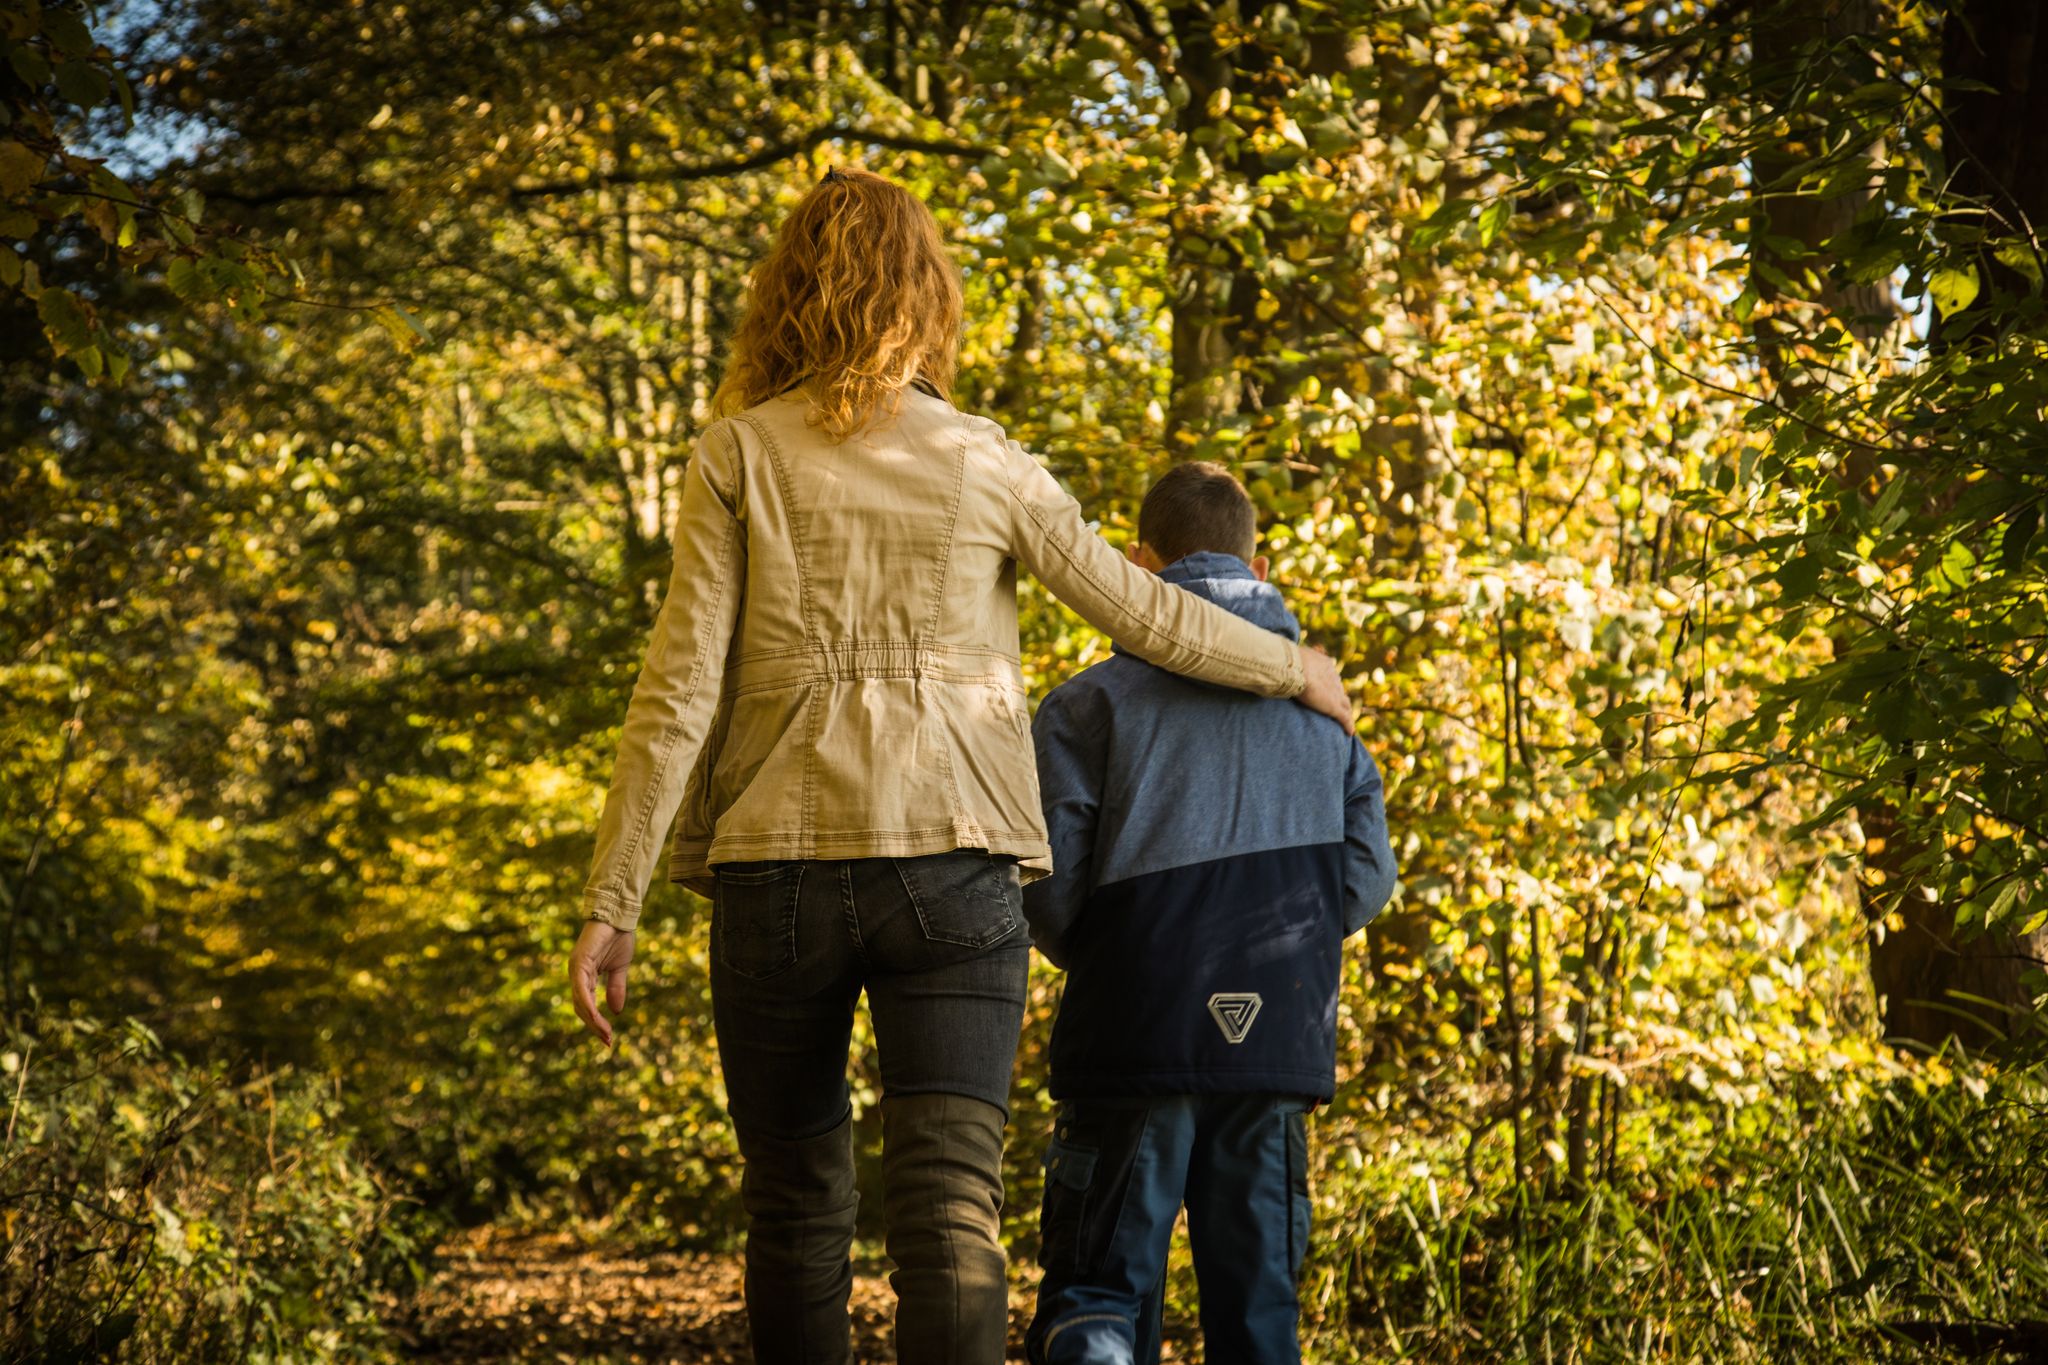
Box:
[391,1226,1048,1363]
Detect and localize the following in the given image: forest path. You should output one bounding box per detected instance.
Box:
[389,1226,1046,1363]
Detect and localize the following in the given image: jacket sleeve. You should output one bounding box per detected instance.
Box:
[1341,740,1398,937]
[1022,687,1105,969]
[580,422,747,933]
[999,438,1305,699]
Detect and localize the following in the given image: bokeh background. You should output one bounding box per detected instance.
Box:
[5,1,2047,1360]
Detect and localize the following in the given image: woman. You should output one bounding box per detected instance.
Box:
[567,167,1350,1364]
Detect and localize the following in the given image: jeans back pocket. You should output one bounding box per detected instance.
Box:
[894,852,1020,949]
[714,861,804,979]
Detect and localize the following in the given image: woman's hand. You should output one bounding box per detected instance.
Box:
[569,920,636,1050]
[1296,645,1356,730]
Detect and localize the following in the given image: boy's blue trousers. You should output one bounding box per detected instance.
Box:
[1025,1093,1314,1365]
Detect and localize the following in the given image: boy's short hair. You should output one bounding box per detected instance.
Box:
[1138,461,1258,565]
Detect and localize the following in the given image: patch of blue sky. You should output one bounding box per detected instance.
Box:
[75,0,220,181]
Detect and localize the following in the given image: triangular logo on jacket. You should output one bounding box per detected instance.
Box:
[1207,992,1263,1044]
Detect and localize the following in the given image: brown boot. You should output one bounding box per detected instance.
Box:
[737,1116,860,1365]
[880,1092,1010,1364]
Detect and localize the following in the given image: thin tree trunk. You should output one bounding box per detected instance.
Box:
[1163,0,1269,438]
[992,268,1046,416]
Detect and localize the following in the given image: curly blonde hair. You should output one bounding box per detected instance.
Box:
[712,167,964,441]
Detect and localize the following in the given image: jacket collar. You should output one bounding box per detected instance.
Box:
[1112,551,1301,656]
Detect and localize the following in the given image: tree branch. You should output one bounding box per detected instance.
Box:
[202,125,993,209]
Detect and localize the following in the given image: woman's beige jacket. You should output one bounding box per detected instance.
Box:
[579,388,1307,932]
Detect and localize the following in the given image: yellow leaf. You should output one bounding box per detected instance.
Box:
[1929,266,1979,319]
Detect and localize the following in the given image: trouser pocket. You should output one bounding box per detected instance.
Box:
[1037,1131,1101,1276]
[894,850,1021,949]
[714,861,804,979]
[1285,1103,1312,1277]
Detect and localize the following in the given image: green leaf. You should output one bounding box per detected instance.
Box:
[1938,537,1976,589]
[1993,241,2042,287]
[7,42,52,87]
[2003,504,2041,572]
[1969,667,2020,712]
[1868,473,1908,527]
[1477,199,1511,247]
[44,9,94,58]
[54,59,110,110]
[1929,266,1980,319]
[1773,552,1826,599]
[166,257,213,301]
[1983,880,2022,930]
[36,286,92,354]
[391,305,432,340]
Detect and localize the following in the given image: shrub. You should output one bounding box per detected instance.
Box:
[0,1013,419,1365]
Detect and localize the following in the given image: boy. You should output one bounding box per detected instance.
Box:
[1023,462,1398,1365]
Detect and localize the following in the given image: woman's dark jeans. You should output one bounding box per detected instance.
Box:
[711,850,1031,1365]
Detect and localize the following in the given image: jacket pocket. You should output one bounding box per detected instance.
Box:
[895,852,1020,949]
[714,861,804,979]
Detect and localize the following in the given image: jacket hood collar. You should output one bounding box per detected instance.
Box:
[1112,551,1301,655]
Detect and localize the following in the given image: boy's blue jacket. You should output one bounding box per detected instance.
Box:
[1025,551,1398,1101]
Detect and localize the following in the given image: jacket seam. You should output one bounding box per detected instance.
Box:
[918,418,969,641]
[732,641,1017,665]
[698,822,1051,842]
[721,670,1027,698]
[675,826,1056,847]
[802,683,820,855]
[921,424,970,819]
[1088,836,1351,893]
[737,412,815,640]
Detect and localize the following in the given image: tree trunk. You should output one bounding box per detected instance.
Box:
[1858,0,2048,1050]
[1163,0,1269,438]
